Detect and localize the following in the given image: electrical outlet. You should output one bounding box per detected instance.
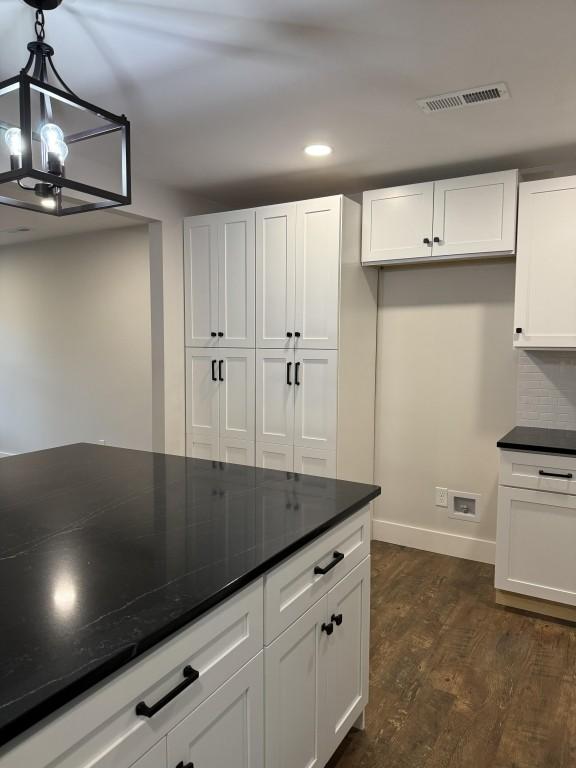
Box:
[435,487,448,507]
[448,490,482,522]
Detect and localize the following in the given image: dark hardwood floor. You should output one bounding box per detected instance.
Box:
[328,542,576,768]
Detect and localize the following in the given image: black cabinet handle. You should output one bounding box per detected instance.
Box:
[210,332,217,338]
[218,360,224,382]
[331,613,343,626]
[515,328,523,334]
[211,359,217,382]
[176,763,194,768]
[294,331,301,338]
[314,551,344,575]
[433,236,441,244]
[287,361,292,386]
[286,332,293,338]
[218,332,224,337]
[539,469,573,479]
[423,237,432,246]
[295,362,301,386]
[136,665,200,718]
[321,622,334,636]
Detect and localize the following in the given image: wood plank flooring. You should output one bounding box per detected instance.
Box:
[328,542,576,768]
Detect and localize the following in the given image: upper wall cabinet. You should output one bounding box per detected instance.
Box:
[362,170,518,265]
[514,177,576,349]
[256,196,341,349]
[185,209,256,348]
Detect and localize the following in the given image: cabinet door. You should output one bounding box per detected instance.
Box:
[294,197,341,349]
[168,652,264,768]
[256,443,294,471]
[293,447,336,478]
[294,350,337,450]
[495,486,576,605]
[220,438,255,467]
[265,598,328,768]
[184,215,219,347]
[130,741,167,768]
[432,170,518,257]
[323,557,370,757]
[514,177,576,348]
[362,182,434,263]
[218,209,255,348]
[185,349,219,440]
[186,434,219,461]
[256,350,295,445]
[256,204,296,348]
[218,349,255,442]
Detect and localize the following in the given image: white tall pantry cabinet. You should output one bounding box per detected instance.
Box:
[184,195,378,482]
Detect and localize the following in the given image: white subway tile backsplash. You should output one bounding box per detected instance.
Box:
[517,351,576,429]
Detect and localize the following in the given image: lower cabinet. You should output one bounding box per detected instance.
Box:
[496,485,576,606]
[265,557,370,768]
[168,653,264,768]
[130,742,167,768]
[186,435,255,466]
[256,443,336,477]
[0,513,371,768]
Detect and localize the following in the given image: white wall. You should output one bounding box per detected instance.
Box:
[0,226,153,455]
[372,259,518,563]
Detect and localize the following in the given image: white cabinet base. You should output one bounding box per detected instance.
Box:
[496,485,576,606]
[168,653,264,768]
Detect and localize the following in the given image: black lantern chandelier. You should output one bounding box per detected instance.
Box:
[0,0,131,215]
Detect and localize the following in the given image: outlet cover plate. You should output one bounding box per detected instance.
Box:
[435,487,448,508]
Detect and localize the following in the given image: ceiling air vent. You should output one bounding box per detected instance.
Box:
[417,83,510,114]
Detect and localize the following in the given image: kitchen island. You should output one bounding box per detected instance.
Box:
[0,443,379,768]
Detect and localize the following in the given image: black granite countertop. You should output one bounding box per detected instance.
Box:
[0,444,380,750]
[498,426,576,456]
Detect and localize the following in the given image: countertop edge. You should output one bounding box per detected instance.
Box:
[0,486,380,751]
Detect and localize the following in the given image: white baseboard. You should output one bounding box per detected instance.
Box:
[0,452,16,458]
[372,518,496,565]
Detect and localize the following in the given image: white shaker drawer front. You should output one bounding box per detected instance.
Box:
[3,581,263,768]
[264,507,371,644]
[500,450,576,495]
[495,486,576,606]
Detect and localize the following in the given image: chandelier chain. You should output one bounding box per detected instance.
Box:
[35,9,45,41]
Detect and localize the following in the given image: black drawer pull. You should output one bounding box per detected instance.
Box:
[321,622,334,636]
[433,236,441,244]
[210,332,217,338]
[423,237,431,246]
[135,665,199,718]
[211,359,217,382]
[314,551,344,575]
[176,763,194,768]
[294,331,301,338]
[331,613,343,626]
[287,361,292,386]
[539,469,573,479]
[218,360,224,382]
[218,331,224,337]
[295,361,301,386]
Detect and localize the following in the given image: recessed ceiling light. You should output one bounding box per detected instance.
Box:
[304,144,333,157]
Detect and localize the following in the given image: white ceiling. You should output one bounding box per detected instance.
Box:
[1,0,576,209]
[0,205,148,245]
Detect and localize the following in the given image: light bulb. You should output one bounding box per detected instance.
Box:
[41,123,69,163]
[41,197,57,210]
[40,122,64,149]
[4,127,22,157]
